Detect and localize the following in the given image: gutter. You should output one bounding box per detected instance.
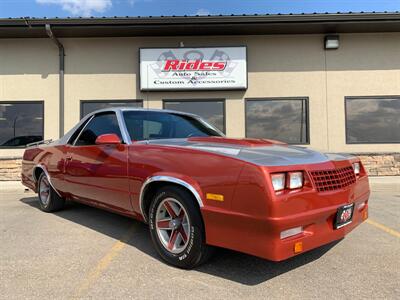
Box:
[2,12,400,26]
[1,13,399,37]
[45,24,64,137]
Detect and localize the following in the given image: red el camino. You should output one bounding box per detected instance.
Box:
[21,108,370,269]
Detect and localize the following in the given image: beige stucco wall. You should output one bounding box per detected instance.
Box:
[0,38,59,157]
[0,32,399,158]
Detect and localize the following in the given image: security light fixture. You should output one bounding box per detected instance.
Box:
[325,35,340,50]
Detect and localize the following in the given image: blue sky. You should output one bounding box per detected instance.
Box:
[0,0,399,18]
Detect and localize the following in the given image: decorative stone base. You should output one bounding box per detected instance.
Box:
[0,157,22,181]
[0,153,399,181]
[356,153,400,176]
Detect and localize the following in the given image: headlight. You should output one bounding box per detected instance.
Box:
[271,173,285,191]
[353,162,360,175]
[287,172,303,189]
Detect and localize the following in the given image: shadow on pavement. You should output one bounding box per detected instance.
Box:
[20,196,339,286]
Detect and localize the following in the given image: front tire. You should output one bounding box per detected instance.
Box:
[37,172,65,212]
[149,186,213,269]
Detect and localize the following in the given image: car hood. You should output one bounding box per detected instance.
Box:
[141,137,355,166]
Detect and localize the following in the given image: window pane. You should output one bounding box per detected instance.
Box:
[346,98,400,143]
[163,100,225,133]
[0,102,44,147]
[246,99,308,144]
[123,111,221,141]
[81,101,143,118]
[75,113,122,146]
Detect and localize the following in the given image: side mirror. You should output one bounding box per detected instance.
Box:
[95,134,121,145]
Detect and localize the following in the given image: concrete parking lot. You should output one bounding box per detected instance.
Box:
[1,179,399,299]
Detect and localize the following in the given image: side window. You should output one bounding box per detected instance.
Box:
[144,121,163,139]
[68,117,91,145]
[75,113,122,146]
[123,111,164,141]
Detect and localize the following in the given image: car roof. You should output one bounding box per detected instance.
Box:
[56,107,202,145]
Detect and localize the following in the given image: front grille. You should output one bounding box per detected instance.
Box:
[310,166,356,192]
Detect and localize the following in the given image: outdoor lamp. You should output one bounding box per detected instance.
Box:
[324,35,340,50]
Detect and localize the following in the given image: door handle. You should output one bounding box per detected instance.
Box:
[66,155,72,161]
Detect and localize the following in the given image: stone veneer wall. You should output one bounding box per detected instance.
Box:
[356,153,400,176]
[0,153,399,181]
[0,157,22,181]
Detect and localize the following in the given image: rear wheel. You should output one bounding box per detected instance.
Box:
[37,172,65,212]
[149,186,213,269]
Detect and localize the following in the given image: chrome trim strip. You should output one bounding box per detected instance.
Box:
[33,165,62,197]
[116,109,132,145]
[139,175,204,222]
[72,114,94,146]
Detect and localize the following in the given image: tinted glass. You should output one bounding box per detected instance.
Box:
[123,111,221,141]
[75,113,122,146]
[0,102,44,147]
[81,101,143,118]
[163,100,225,132]
[346,98,400,143]
[246,99,308,144]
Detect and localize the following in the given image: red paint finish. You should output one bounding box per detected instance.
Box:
[64,144,131,212]
[95,133,122,145]
[202,160,369,260]
[21,134,370,262]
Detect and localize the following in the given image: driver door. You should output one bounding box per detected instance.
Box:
[64,112,131,212]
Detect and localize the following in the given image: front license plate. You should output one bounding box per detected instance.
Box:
[334,203,354,229]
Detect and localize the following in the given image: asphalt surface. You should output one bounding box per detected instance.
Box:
[1,180,399,299]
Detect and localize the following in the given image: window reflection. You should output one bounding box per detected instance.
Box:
[163,100,225,133]
[0,102,44,147]
[346,98,400,143]
[246,99,308,144]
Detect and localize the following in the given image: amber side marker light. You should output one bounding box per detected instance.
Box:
[294,242,303,254]
[363,210,368,220]
[206,193,224,202]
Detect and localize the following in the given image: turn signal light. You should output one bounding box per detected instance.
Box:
[362,210,368,220]
[294,242,303,253]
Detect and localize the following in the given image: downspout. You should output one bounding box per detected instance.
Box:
[45,24,65,137]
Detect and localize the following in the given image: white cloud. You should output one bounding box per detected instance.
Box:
[36,0,112,17]
[195,8,210,16]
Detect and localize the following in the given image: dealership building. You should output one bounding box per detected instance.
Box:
[0,12,399,180]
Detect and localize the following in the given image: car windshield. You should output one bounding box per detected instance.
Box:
[123,111,222,141]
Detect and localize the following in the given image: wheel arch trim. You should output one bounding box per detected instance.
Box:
[33,164,62,197]
[139,175,204,222]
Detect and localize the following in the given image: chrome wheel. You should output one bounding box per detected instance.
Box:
[39,176,50,206]
[155,198,191,254]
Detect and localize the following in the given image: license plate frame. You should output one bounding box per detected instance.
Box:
[334,203,354,229]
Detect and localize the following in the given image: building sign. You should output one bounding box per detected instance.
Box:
[140,47,247,91]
